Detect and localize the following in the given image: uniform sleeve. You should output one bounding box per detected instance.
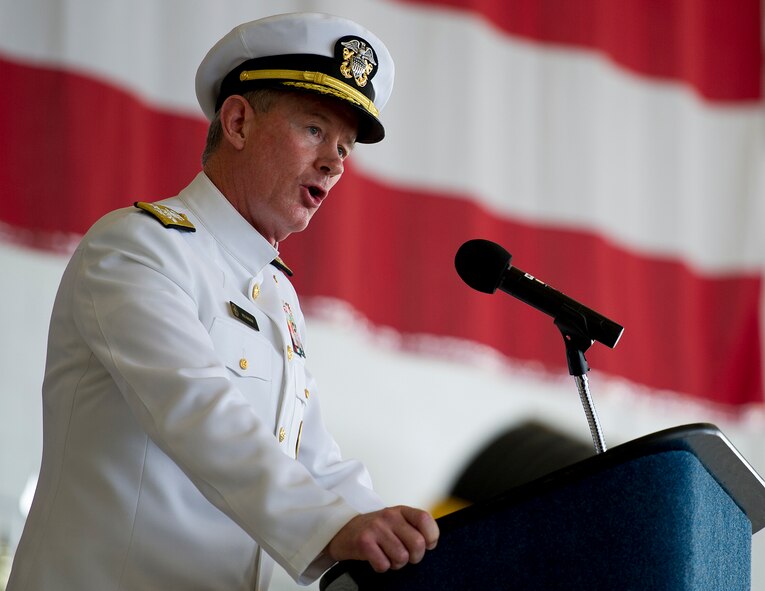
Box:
[69,214,359,582]
[293,371,388,581]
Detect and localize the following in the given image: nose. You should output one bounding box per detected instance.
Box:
[317,145,344,177]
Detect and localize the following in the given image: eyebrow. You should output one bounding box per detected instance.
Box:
[306,111,358,147]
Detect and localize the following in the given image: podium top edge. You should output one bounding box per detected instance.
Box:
[438,423,765,535]
[615,423,765,533]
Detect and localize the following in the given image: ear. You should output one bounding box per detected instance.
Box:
[218,95,251,150]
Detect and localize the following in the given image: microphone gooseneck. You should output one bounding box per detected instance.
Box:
[455,238,616,454]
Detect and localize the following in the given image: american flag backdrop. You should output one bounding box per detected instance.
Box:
[1,0,764,588]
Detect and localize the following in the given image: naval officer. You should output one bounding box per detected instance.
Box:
[7,12,438,591]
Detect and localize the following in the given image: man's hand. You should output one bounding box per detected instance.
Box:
[327,506,440,573]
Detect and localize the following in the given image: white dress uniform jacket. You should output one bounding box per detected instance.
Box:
[8,172,384,591]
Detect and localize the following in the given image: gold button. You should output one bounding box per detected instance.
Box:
[287,345,293,360]
[251,283,260,300]
[304,388,310,399]
[239,358,248,370]
[278,427,286,442]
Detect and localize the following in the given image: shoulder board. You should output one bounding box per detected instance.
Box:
[270,256,294,276]
[134,202,196,232]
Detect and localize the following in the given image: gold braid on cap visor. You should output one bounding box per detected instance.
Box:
[239,69,379,118]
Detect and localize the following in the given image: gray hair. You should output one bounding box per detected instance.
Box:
[201,88,286,166]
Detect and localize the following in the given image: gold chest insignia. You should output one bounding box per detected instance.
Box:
[134,202,196,231]
[338,37,377,88]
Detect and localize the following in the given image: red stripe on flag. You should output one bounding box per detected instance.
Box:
[0,56,208,238]
[2,57,762,407]
[398,0,762,101]
[282,175,763,407]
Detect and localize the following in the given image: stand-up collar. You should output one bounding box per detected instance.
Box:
[178,172,279,277]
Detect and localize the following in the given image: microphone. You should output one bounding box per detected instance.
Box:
[455,239,624,348]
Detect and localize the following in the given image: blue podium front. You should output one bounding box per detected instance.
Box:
[321,425,764,591]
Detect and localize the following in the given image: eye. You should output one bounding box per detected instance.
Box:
[337,145,348,159]
[308,126,320,137]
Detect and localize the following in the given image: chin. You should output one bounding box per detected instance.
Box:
[294,212,315,232]
[279,219,312,242]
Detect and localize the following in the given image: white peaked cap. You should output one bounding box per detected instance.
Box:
[195,12,395,143]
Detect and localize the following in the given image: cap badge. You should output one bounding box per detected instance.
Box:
[338,37,377,88]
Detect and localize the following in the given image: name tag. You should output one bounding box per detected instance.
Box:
[229,301,259,331]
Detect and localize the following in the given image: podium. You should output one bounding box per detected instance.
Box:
[321,423,765,591]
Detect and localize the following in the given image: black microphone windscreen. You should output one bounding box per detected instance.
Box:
[454,239,511,294]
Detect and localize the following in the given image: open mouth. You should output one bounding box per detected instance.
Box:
[306,185,326,200]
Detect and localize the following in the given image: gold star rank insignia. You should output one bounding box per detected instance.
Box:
[134,202,196,231]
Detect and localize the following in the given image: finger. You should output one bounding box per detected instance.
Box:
[368,550,392,574]
[375,524,412,570]
[355,529,393,573]
[401,507,440,550]
[380,511,429,565]
[355,511,411,571]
